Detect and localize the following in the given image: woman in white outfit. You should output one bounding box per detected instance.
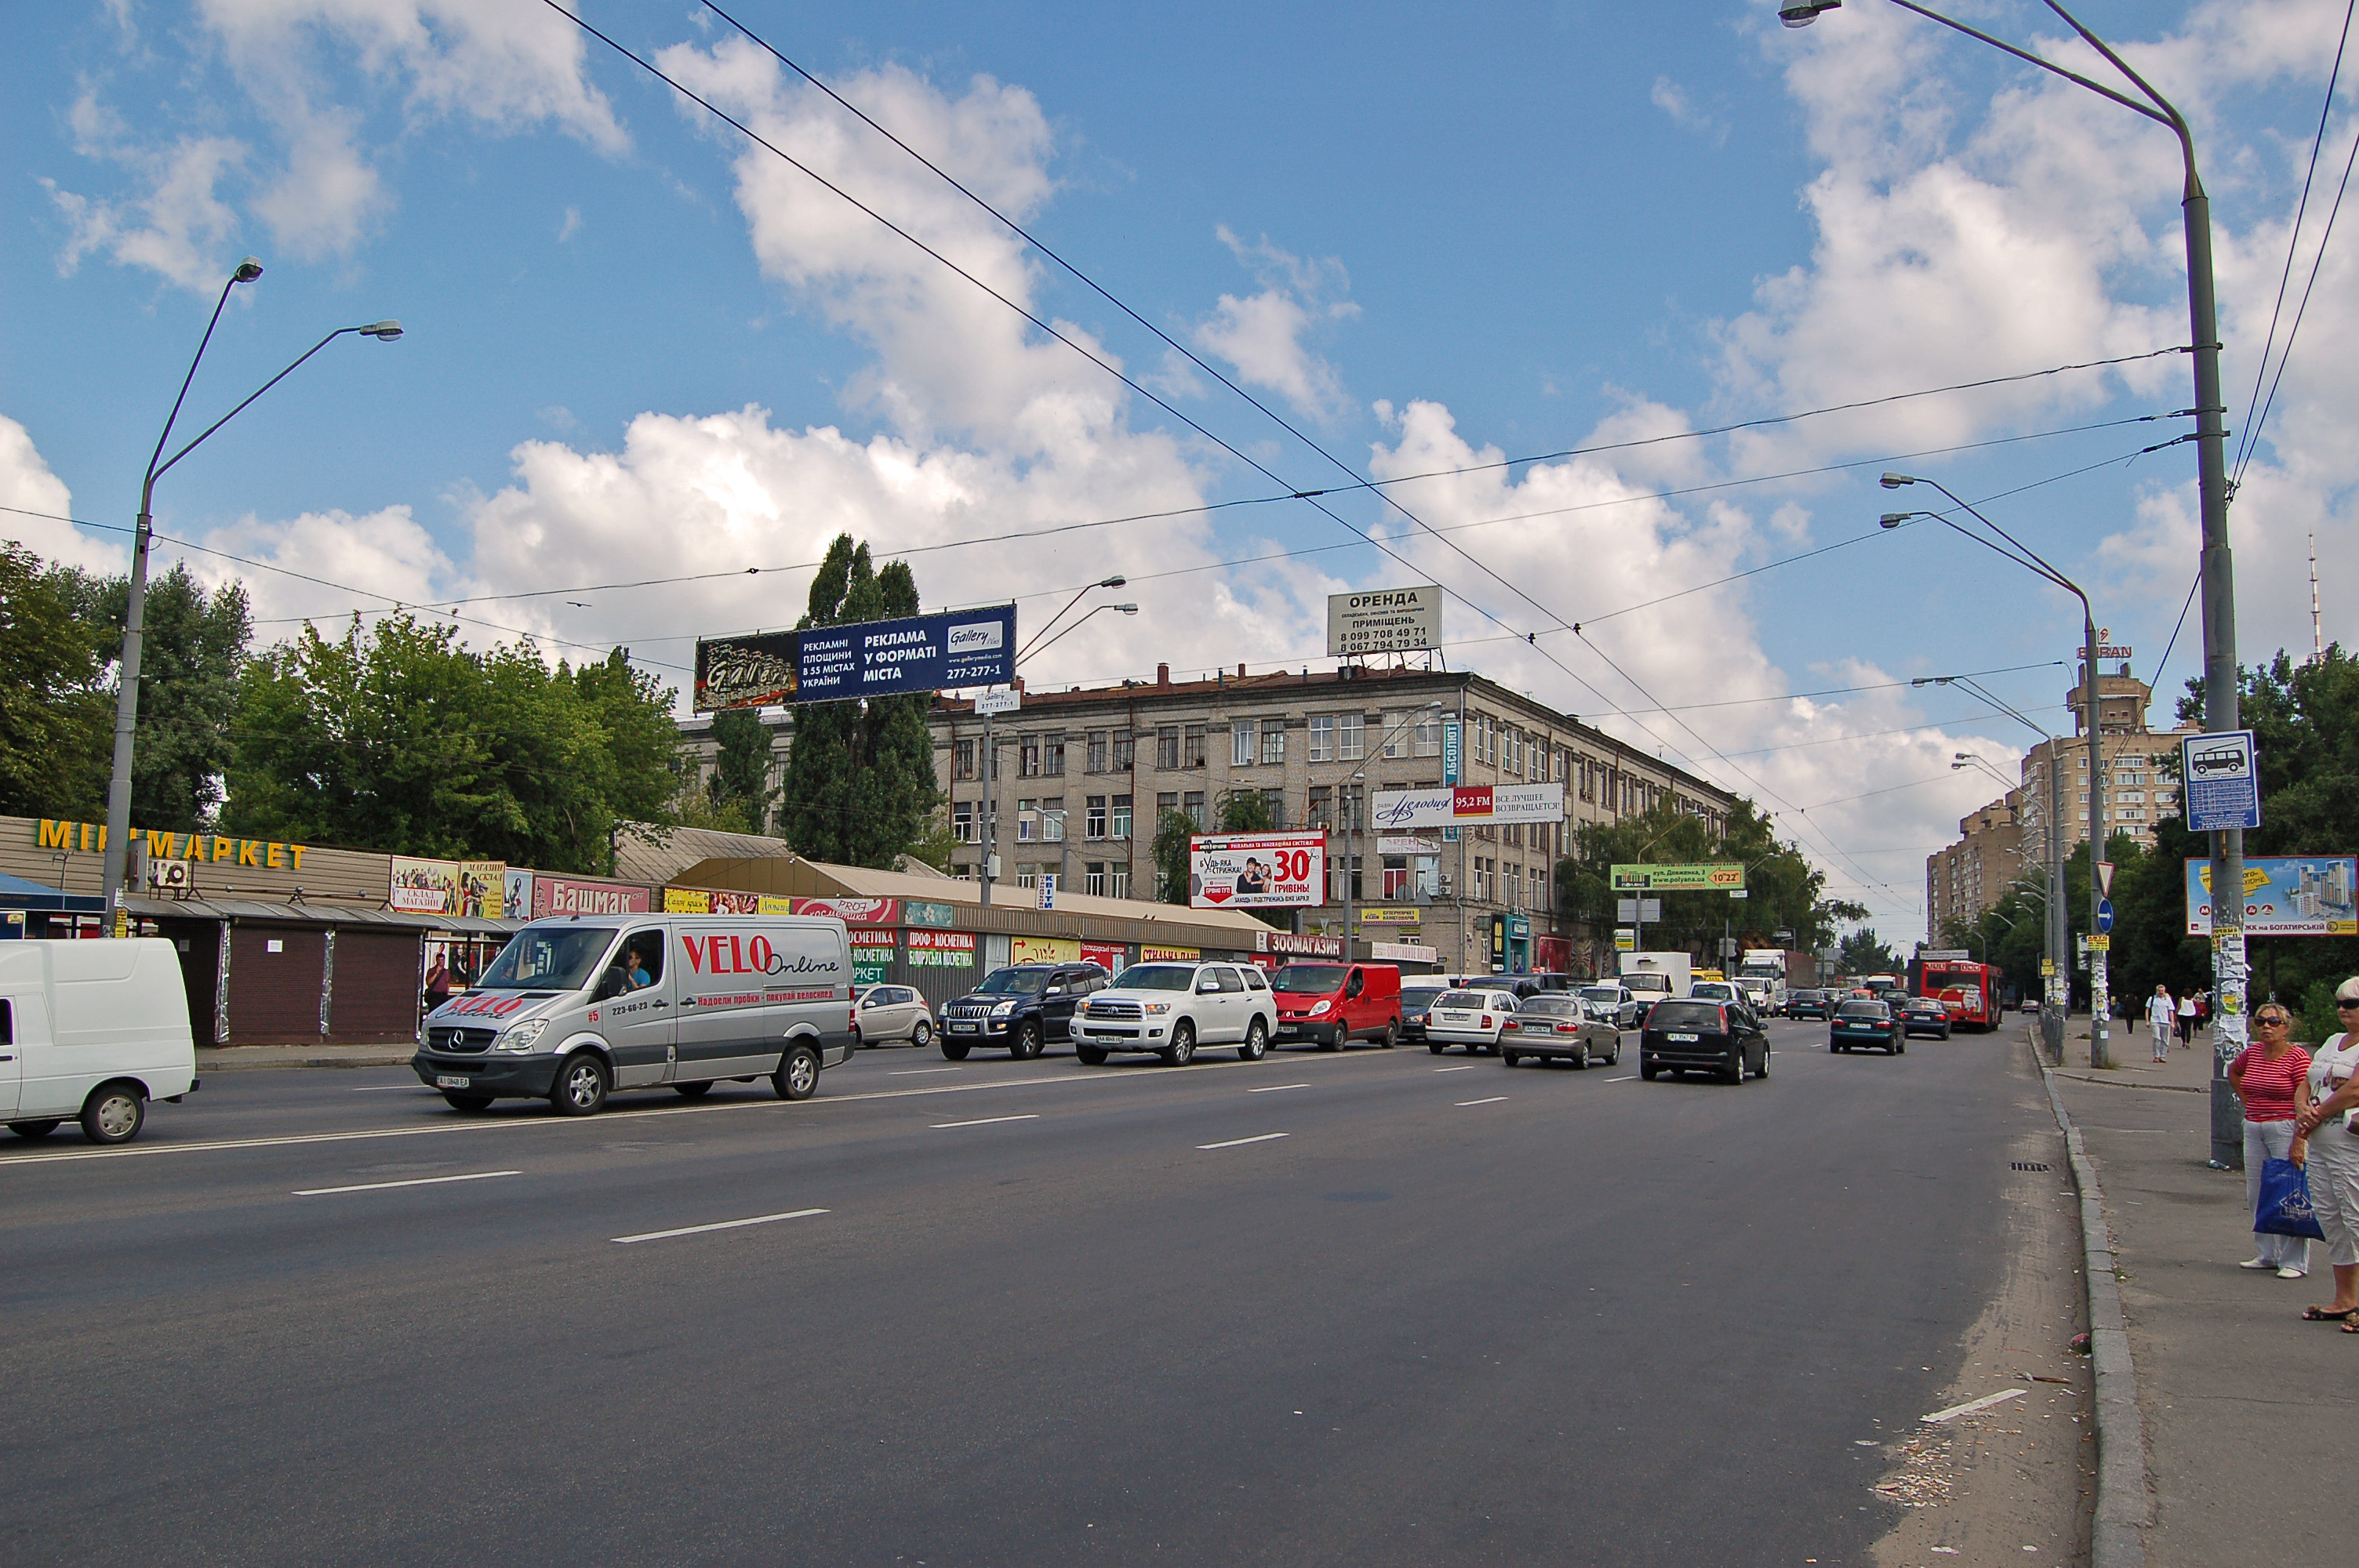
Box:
[2147,985,2175,1062]
[2292,978,2359,1328]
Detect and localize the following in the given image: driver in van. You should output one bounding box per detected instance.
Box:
[622,943,652,991]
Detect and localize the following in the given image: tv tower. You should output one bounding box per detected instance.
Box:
[2314,533,2325,666]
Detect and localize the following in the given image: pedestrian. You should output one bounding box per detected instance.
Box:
[423,953,452,1012]
[2177,989,2199,1048]
[2147,985,2175,1061]
[2230,1003,2312,1279]
[2292,977,2359,1327]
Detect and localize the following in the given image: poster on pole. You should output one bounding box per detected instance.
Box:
[2184,856,2357,936]
[1190,831,1325,909]
[1326,585,1443,656]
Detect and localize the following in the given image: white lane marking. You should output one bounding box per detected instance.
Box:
[931,1113,1040,1130]
[351,1084,425,1092]
[889,1067,961,1076]
[1921,1388,2025,1425]
[1455,1097,1509,1108]
[293,1170,521,1197]
[1198,1132,1289,1150]
[1604,1075,1637,1083]
[1432,1065,1478,1074]
[612,1207,829,1245]
[1249,1083,1312,1094]
[0,1050,1399,1170]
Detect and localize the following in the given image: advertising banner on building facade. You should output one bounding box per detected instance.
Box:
[907,929,975,967]
[849,926,897,984]
[533,876,652,919]
[1325,584,1443,656]
[1372,783,1565,829]
[1609,862,1747,891]
[1254,930,1345,959]
[2185,856,2358,936]
[1140,946,1200,963]
[790,896,901,926]
[1011,936,1079,965]
[791,605,1017,702]
[1190,830,1325,909]
[390,857,506,917]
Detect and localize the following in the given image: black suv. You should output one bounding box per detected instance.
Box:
[938,964,1110,1059]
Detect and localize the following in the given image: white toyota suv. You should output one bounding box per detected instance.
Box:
[1072,961,1277,1065]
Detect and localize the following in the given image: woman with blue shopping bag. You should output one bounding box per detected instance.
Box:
[2292,978,2359,1328]
[2231,1004,2313,1279]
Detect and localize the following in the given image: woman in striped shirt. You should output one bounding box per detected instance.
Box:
[2230,1004,2311,1281]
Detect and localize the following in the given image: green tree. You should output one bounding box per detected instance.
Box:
[1215,789,1275,832]
[224,615,680,873]
[776,535,941,867]
[1150,809,1197,906]
[91,564,252,831]
[1553,797,1856,954]
[0,541,110,818]
[704,707,779,834]
[1835,928,1901,976]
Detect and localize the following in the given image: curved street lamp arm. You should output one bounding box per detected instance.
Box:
[1899,508,2066,597]
[1020,601,1135,666]
[148,273,245,484]
[1954,675,2055,741]
[1906,476,2077,591]
[151,326,358,488]
[2038,1,2201,183]
[1884,0,2172,130]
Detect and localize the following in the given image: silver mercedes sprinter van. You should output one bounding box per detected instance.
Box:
[410,913,855,1115]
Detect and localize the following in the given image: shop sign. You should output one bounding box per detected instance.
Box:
[1371,941,1438,964]
[791,896,901,926]
[1081,942,1127,972]
[1256,931,1343,958]
[1012,936,1081,965]
[391,856,507,917]
[664,887,711,914]
[1139,945,1200,963]
[1359,907,1422,925]
[907,929,976,968]
[38,818,311,870]
[533,876,652,919]
[1378,834,1441,856]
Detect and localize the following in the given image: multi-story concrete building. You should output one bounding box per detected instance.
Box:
[682,660,1742,976]
[1925,788,2026,935]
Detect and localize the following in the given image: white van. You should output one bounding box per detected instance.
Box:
[410,913,856,1115]
[2,938,198,1145]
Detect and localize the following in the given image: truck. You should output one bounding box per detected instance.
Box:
[1736,948,1813,1015]
[1619,951,1693,1006]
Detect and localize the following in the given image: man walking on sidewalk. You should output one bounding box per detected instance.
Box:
[2148,985,2176,1062]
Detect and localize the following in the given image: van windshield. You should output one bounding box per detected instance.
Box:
[1271,964,1349,993]
[478,927,617,991]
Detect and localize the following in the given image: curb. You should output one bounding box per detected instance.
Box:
[195,1053,415,1072]
[2030,1032,2151,1568]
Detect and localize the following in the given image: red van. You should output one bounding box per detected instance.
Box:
[1270,961,1403,1051]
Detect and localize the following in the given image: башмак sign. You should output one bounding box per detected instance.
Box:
[1370,783,1564,829]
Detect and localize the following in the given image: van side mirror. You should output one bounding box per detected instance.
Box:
[592,969,626,1002]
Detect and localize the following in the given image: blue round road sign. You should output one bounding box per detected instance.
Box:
[2097,898,2114,935]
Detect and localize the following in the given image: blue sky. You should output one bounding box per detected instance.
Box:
[5,1,2354,942]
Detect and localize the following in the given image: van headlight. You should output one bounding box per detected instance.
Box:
[1308,1000,1332,1017]
[497,1018,551,1052]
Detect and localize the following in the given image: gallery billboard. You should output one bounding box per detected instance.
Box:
[793,605,1017,702]
[1190,830,1325,909]
[694,629,800,713]
[2184,856,2357,937]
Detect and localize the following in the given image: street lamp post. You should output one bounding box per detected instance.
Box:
[1783,0,2244,1156]
[1342,702,1443,963]
[101,260,402,927]
[1883,474,2111,1066]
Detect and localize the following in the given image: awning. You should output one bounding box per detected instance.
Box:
[123,895,527,935]
[0,871,104,913]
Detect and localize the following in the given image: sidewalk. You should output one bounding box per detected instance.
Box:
[2041,1018,2357,1567]
[196,1042,415,1072]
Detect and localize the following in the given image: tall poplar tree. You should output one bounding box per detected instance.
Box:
[777,535,941,866]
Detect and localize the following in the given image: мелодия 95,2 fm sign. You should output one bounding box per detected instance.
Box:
[1371,783,1565,829]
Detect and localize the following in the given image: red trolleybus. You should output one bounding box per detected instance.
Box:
[1915,958,2005,1031]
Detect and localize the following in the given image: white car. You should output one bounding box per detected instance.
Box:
[853,985,936,1048]
[1422,987,1524,1055]
[1072,961,1276,1065]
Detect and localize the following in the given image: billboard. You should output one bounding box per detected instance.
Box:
[532,875,651,919]
[792,605,1016,702]
[2185,856,2357,936]
[1327,585,1442,656]
[1190,830,1325,909]
[1610,862,1747,892]
[1372,783,1565,830]
[694,630,800,713]
[790,896,901,926]
[907,929,975,968]
[390,857,506,917]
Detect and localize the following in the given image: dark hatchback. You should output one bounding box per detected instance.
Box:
[1899,996,1953,1040]
[1830,1000,1906,1054]
[1786,989,1833,1021]
[1639,1000,1768,1083]
[1399,983,1450,1045]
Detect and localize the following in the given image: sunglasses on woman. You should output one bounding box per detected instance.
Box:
[2255,1015,2289,1027]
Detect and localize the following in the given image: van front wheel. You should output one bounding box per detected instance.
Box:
[775,1044,820,1102]
[551,1054,609,1116]
[80,1083,145,1145]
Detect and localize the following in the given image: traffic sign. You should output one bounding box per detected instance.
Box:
[2182,730,2262,831]
[2095,860,2116,897]
[2097,898,2114,935]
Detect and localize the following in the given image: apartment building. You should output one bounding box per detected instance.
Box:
[1925,788,2026,933]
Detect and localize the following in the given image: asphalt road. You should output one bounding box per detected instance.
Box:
[2,1020,2048,1566]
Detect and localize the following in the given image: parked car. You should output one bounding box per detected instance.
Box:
[1579,983,1648,1030]
[1830,1000,1906,1054]
[1423,986,1524,1054]
[2,937,198,1145]
[1785,989,1832,1021]
[853,984,936,1048]
[413,913,855,1114]
[1072,960,1275,1065]
[1498,993,1621,1069]
[937,964,1109,1060]
[1639,999,1768,1083]
[1399,983,1452,1045]
[1899,996,1953,1040]
[1270,960,1402,1050]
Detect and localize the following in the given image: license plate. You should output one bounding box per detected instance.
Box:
[950,1023,977,1033]
[1667,1033,1698,1043]
[435,1075,471,1089]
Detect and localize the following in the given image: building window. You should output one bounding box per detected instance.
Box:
[955,738,977,781]
[1017,799,1038,842]
[1183,724,1206,768]
[1579,760,1595,802]
[1308,715,1334,763]
[1021,738,1041,778]
[1262,788,1286,828]
[1383,713,1408,759]
[1233,720,1257,767]
[954,802,976,843]
[1184,790,1206,829]
[1110,866,1132,900]
[1157,790,1180,827]
[1085,862,1107,897]
[1415,711,1442,757]
[1016,866,1040,890]
[1115,733,1135,770]
[1112,794,1132,839]
[1473,858,1489,902]
[1339,782,1365,831]
[1505,862,1522,910]
[1157,726,1180,770]
[1044,737,1064,776]
[1041,799,1066,842]
[1339,713,1365,762]
[1308,785,1332,829]
[1262,722,1286,766]
[1086,796,1108,838]
[1087,731,1108,772]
